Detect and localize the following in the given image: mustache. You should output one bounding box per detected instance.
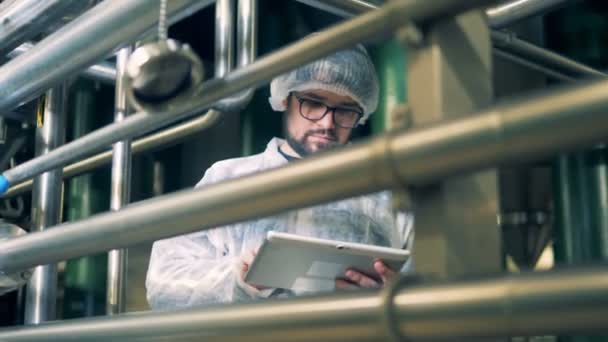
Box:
[303,129,337,141]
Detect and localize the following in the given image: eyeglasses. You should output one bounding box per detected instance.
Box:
[293,94,363,129]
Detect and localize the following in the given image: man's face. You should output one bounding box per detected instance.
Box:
[284,89,362,157]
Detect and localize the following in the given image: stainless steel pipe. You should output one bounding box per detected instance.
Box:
[3,111,223,198]
[486,0,570,28]
[0,0,214,114]
[7,43,116,85]
[106,47,133,316]
[3,0,259,198]
[2,75,608,274]
[0,0,93,55]
[296,0,604,80]
[492,31,607,79]
[23,85,67,324]
[0,0,492,194]
[1,266,606,341]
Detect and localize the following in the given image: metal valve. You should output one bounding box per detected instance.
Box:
[125,39,204,113]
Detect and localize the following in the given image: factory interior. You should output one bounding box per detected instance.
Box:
[0,0,607,340]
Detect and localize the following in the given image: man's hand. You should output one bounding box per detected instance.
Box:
[335,259,397,289]
[239,250,270,291]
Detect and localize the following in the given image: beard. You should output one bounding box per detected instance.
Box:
[285,128,341,157]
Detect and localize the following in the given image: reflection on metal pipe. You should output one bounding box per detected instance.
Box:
[0,0,214,114]
[7,43,116,84]
[0,266,606,341]
[0,0,93,55]
[486,0,570,29]
[0,0,492,194]
[23,85,66,324]
[106,47,132,316]
[2,75,608,273]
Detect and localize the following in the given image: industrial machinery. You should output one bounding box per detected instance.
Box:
[0,0,606,341]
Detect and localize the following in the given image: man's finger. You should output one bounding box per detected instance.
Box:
[335,279,357,290]
[374,260,396,283]
[346,270,380,288]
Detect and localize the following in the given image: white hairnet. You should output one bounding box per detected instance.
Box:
[269,45,379,124]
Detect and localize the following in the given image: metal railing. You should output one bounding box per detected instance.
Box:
[296,0,604,81]
[2,74,608,274]
[0,0,495,194]
[0,266,606,341]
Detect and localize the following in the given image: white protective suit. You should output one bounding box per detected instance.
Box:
[146,138,414,310]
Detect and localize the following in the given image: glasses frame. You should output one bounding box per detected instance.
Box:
[292,93,363,129]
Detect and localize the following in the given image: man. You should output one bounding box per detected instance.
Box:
[146,45,414,310]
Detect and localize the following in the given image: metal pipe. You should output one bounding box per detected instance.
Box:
[0,0,496,194]
[1,266,607,341]
[0,0,214,114]
[237,0,257,69]
[296,0,605,80]
[215,0,234,78]
[3,0,257,198]
[213,0,258,111]
[491,31,607,79]
[3,111,222,198]
[106,47,132,316]
[0,0,93,55]
[7,43,116,84]
[23,85,67,324]
[2,0,260,196]
[486,0,570,29]
[493,48,575,82]
[2,75,608,273]
[295,0,377,18]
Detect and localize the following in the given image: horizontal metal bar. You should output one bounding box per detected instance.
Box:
[486,0,570,29]
[0,0,494,192]
[3,110,223,198]
[7,43,116,84]
[491,31,607,79]
[295,0,605,80]
[2,75,608,273]
[493,48,575,82]
[0,0,93,55]
[0,266,606,341]
[0,0,214,114]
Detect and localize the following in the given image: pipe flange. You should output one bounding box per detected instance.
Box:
[125,39,205,114]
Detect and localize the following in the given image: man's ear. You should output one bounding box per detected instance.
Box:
[282,97,288,108]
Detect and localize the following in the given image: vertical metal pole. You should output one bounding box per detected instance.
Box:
[215,0,234,78]
[106,46,133,315]
[24,85,67,324]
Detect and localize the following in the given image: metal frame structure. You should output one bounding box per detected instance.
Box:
[0,0,607,340]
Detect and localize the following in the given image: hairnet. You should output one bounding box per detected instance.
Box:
[268,45,379,124]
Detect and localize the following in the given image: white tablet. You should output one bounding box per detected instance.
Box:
[244,231,409,291]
